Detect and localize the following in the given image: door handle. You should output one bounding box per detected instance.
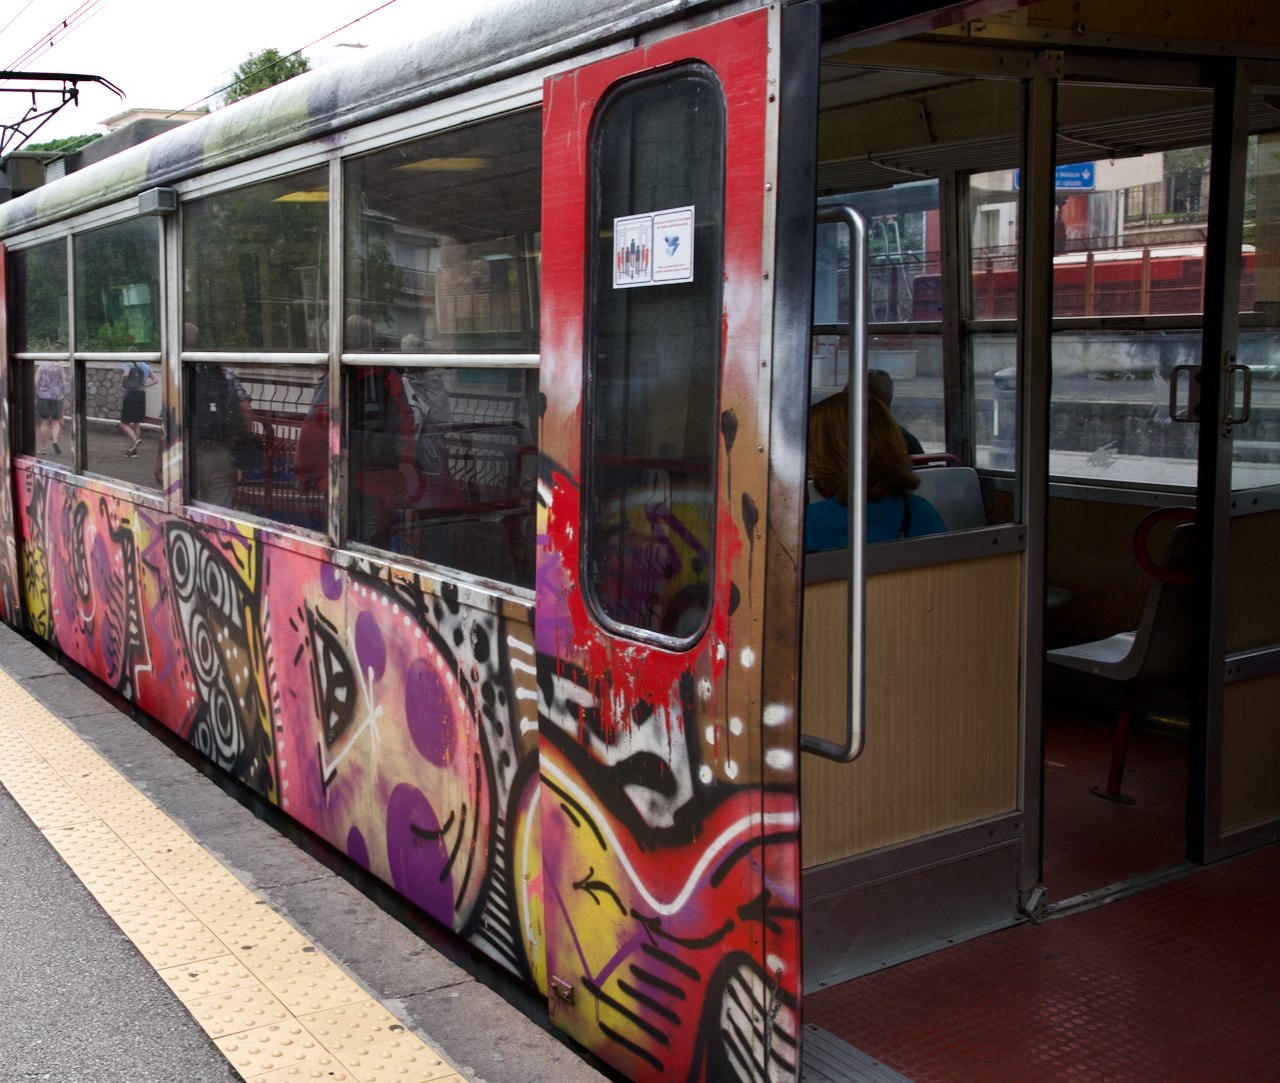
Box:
[801,204,867,764]
[1225,359,1251,429]
[1169,364,1202,423]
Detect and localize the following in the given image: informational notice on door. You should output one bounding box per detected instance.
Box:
[613,205,694,288]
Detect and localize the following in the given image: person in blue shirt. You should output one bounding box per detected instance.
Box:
[805,388,946,551]
[119,358,158,457]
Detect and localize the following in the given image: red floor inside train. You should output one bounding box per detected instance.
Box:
[805,705,1280,1083]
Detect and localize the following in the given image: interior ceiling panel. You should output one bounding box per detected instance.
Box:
[817,82,1280,196]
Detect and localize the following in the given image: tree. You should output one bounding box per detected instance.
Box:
[26,133,102,153]
[222,47,310,105]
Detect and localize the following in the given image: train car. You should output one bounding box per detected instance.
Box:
[0,1,1277,1081]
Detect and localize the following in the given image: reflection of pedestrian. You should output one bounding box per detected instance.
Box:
[35,360,66,456]
[192,363,257,509]
[119,359,158,457]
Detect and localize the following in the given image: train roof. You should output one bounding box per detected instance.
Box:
[0,0,723,240]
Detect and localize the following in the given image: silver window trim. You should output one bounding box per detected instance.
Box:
[340,353,540,368]
[181,352,330,365]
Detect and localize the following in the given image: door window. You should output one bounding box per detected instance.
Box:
[583,68,726,642]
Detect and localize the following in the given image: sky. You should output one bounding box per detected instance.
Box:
[0,0,490,146]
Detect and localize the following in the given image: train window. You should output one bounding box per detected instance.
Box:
[11,241,71,467]
[183,167,329,352]
[583,67,725,642]
[345,365,538,588]
[813,182,945,458]
[11,241,68,353]
[75,217,163,488]
[187,362,328,533]
[1045,102,1218,487]
[343,110,541,354]
[1236,130,1280,490]
[969,170,1019,473]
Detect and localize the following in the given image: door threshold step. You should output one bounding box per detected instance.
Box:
[1045,861,1194,919]
[801,1024,915,1083]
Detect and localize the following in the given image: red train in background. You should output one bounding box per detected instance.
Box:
[910,246,1257,320]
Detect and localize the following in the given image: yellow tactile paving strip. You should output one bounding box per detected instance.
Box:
[0,671,463,1083]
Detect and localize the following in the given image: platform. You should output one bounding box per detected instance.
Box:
[0,622,607,1083]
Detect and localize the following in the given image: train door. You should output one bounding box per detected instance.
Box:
[535,7,806,1082]
[796,43,1053,986]
[1190,62,1280,864]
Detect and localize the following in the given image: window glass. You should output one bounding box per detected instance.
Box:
[585,69,725,640]
[972,331,1017,471]
[1048,330,1199,487]
[75,218,163,486]
[969,170,1019,319]
[1052,149,1208,317]
[75,218,160,351]
[188,364,327,531]
[344,111,541,353]
[11,240,68,352]
[815,182,941,326]
[346,367,538,587]
[1237,129,1280,490]
[183,168,328,352]
[15,359,71,465]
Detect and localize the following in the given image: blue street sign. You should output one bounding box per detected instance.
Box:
[1013,163,1097,191]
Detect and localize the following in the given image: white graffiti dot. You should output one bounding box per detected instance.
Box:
[740,647,755,668]
[729,716,743,736]
[763,703,789,727]
[403,615,411,627]
[415,628,422,639]
[704,724,717,745]
[765,748,794,770]
[697,678,713,700]
[381,595,389,607]
[716,640,726,661]
[699,765,713,784]
[725,760,739,780]
[767,954,785,974]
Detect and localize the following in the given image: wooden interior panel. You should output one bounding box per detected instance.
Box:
[1046,497,1181,638]
[799,552,1022,869]
[1221,673,1280,831]
[1226,510,1280,653]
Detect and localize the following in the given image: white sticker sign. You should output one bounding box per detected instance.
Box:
[613,205,694,288]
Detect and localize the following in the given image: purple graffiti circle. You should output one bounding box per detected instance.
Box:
[386,783,454,921]
[346,825,370,870]
[320,562,343,601]
[354,609,386,681]
[404,657,454,767]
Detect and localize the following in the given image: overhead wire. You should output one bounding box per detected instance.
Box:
[0,0,41,45]
[5,0,115,72]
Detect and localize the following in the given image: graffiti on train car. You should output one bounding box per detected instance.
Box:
[13,464,543,981]
[536,459,801,1083]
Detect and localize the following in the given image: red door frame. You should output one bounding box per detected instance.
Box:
[536,8,802,1082]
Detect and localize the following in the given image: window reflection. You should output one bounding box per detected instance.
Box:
[188,364,327,531]
[344,111,541,353]
[345,366,537,588]
[183,168,329,351]
[16,360,71,465]
[75,218,160,351]
[11,241,68,352]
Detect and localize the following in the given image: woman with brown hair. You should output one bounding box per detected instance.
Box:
[805,387,945,551]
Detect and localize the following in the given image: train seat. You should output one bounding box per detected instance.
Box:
[913,465,988,532]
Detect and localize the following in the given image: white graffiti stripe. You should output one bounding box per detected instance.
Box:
[509,658,537,676]
[507,635,535,655]
[519,717,538,735]
[541,757,797,918]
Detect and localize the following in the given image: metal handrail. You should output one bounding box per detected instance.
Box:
[801,204,868,763]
